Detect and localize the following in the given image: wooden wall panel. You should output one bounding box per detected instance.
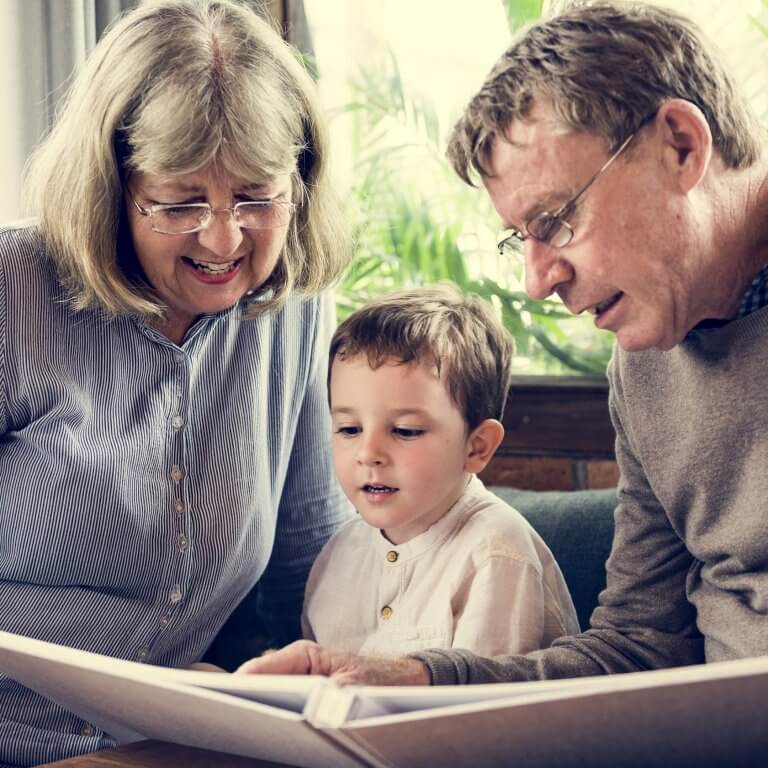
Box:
[484,376,618,490]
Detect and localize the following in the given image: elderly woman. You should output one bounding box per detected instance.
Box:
[0,0,350,764]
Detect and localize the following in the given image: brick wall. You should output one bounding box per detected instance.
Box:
[479,376,618,491]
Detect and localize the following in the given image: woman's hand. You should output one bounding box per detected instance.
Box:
[186,662,227,672]
[235,640,431,686]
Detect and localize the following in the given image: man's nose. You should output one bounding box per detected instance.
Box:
[524,239,575,302]
[196,209,245,259]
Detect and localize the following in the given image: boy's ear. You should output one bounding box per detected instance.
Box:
[655,99,712,193]
[464,419,504,474]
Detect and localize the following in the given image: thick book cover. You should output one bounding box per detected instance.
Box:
[0,630,766,767]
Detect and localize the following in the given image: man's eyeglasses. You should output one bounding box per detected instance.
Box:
[497,123,647,259]
[129,192,296,236]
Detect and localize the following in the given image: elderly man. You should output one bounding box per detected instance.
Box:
[240,1,768,685]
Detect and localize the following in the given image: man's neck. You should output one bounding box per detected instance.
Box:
[703,160,768,320]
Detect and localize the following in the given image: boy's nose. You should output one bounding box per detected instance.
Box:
[356,438,386,466]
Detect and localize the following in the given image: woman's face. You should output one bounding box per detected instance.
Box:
[126,162,293,344]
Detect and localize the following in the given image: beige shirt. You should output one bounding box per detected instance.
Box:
[302,476,579,657]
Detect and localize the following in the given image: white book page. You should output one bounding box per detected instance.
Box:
[335,658,768,768]
[0,631,361,768]
[0,631,323,710]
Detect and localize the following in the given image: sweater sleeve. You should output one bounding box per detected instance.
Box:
[412,352,705,684]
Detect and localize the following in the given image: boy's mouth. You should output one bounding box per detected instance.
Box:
[362,483,399,494]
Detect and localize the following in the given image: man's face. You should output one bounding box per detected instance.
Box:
[483,102,705,352]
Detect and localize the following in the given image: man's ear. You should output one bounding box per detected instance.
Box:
[464,419,505,474]
[655,99,713,193]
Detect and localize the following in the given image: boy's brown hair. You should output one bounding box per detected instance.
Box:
[329,284,514,431]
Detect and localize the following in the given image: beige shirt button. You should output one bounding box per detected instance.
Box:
[385,550,398,563]
[175,500,184,515]
[170,465,183,482]
[169,586,183,603]
[136,647,150,662]
[171,415,184,429]
[380,605,393,620]
[80,723,96,737]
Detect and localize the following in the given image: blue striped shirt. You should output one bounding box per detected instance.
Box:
[0,224,351,767]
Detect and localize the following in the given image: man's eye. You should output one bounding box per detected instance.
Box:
[393,427,424,439]
[335,426,360,437]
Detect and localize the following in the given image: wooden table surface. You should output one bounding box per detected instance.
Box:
[38,740,300,768]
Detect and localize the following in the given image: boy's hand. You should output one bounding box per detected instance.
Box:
[235,640,431,686]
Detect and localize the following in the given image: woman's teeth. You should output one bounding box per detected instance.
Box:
[190,258,238,274]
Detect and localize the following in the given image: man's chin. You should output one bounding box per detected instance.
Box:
[614,323,681,353]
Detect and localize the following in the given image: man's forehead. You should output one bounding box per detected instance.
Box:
[483,116,608,226]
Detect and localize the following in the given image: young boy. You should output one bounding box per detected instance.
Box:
[301,284,579,657]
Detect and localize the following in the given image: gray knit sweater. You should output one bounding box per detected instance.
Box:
[415,305,768,684]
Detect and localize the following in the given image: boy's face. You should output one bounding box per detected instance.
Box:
[329,354,474,545]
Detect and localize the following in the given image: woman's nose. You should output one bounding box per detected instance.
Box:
[196,208,245,259]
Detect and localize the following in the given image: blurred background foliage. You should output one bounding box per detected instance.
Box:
[317,0,766,375]
[333,0,612,375]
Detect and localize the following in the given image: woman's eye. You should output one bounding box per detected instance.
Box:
[164,205,198,217]
[335,426,360,437]
[393,427,424,439]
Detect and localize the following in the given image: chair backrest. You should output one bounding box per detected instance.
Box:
[490,486,617,631]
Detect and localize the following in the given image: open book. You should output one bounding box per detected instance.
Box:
[1,630,767,768]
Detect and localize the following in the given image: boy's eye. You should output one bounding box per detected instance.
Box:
[392,427,424,439]
[335,426,360,437]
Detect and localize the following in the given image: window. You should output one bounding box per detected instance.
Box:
[305,0,768,375]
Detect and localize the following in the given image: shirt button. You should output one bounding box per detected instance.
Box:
[175,353,185,364]
[175,500,184,515]
[169,586,183,603]
[136,647,150,662]
[80,723,96,737]
[380,605,393,620]
[170,465,183,482]
[171,415,184,429]
[159,614,170,628]
[385,550,398,563]
[178,535,188,552]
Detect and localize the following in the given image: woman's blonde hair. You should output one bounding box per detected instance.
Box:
[24,0,349,318]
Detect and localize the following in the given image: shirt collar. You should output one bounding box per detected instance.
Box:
[688,263,768,335]
[737,263,768,318]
